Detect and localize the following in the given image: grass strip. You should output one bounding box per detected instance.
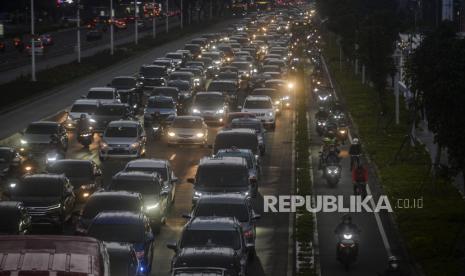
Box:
[323,33,465,276]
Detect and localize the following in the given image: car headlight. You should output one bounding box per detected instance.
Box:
[101,142,108,149]
[168,132,176,137]
[196,133,204,138]
[216,109,224,114]
[194,191,202,197]
[275,100,281,105]
[47,155,58,162]
[89,118,96,123]
[253,68,257,73]
[288,83,294,89]
[192,108,200,114]
[343,234,353,239]
[214,60,221,64]
[20,139,27,145]
[339,129,346,134]
[130,142,140,148]
[153,126,159,131]
[146,202,160,211]
[282,96,290,100]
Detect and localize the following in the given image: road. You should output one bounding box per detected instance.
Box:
[0,18,294,276]
[0,17,180,84]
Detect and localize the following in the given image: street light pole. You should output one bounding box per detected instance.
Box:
[165,0,169,33]
[134,0,138,45]
[77,0,81,63]
[180,0,183,29]
[31,0,36,82]
[152,0,156,38]
[110,0,114,55]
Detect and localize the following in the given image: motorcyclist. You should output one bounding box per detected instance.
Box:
[379,256,406,276]
[334,214,360,257]
[77,114,91,134]
[315,107,329,121]
[349,137,362,169]
[352,163,368,195]
[49,134,64,156]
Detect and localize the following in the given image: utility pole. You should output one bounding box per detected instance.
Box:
[110,0,114,55]
[152,0,156,38]
[166,0,169,33]
[30,0,36,82]
[209,0,213,19]
[76,0,81,63]
[180,0,183,29]
[395,71,400,125]
[134,0,138,45]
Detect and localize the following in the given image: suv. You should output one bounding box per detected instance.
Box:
[144,96,177,122]
[20,121,68,155]
[188,157,255,204]
[167,217,250,275]
[215,148,261,182]
[110,171,173,229]
[75,190,143,235]
[84,87,120,104]
[213,128,260,156]
[171,248,241,276]
[65,99,100,129]
[191,92,228,124]
[99,120,146,160]
[241,95,276,129]
[47,159,102,202]
[139,64,168,88]
[5,174,75,230]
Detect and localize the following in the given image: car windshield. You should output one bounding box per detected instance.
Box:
[231,121,262,133]
[48,162,92,179]
[214,134,258,153]
[147,99,174,109]
[82,197,141,218]
[140,66,165,77]
[13,179,62,197]
[152,89,178,99]
[88,223,144,243]
[231,62,250,70]
[87,90,114,99]
[125,167,168,180]
[208,82,236,93]
[112,78,136,88]
[215,152,252,168]
[263,66,280,73]
[105,126,137,137]
[169,81,190,91]
[170,74,191,81]
[172,118,203,129]
[96,106,125,116]
[218,73,237,80]
[25,124,57,135]
[195,203,250,222]
[197,165,248,187]
[185,45,199,51]
[166,53,183,59]
[181,229,241,250]
[194,95,224,108]
[0,149,12,162]
[244,100,272,109]
[111,179,160,196]
[70,104,98,114]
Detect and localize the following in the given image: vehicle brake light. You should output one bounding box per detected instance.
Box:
[244,229,253,238]
[135,250,145,259]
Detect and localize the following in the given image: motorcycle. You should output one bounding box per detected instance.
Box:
[324,163,341,186]
[354,182,367,198]
[316,119,327,136]
[45,149,64,169]
[336,126,349,144]
[336,232,359,270]
[77,119,96,148]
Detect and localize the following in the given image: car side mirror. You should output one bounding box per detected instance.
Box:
[171,177,178,184]
[146,232,154,242]
[187,178,195,184]
[253,214,261,220]
[182,213,192,219]
[166,241,177,251]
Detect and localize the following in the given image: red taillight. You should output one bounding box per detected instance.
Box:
[244,229,253,238]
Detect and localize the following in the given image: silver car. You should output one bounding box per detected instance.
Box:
[99,120,146,160]
[166,116,208,146]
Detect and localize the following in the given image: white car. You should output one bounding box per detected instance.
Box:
[65,99,100,129]
[84,87,120,104]
[241,95,276,129]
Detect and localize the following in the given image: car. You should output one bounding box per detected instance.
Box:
[230,61,254,79]
[75,190,144,235]
[153,58,176,73]
[84,87,120,104]
[86,29,103,41]
[110,171,173,229]
[106,242,141,276]
[191,37,209,49]
[110,76,143,111]
[191,92,228,124]
[176,50,194,62]
[188,193,261,254]
[264,79,292,108]
[168,79,194,100]
[99,120,146,160]
[171,248,242,276]
[139,64,168,89]
[39,34,53,46]
[178,67,206,89]
[213,128,260,156]
[87,212,155,275]
[207,80,239,101]
[25,38,45,55]
[229,117,266,154]
[167,217,251,275]
[169,71,195,87]
[144,96,177,122]
[0,147,23,180]
[202,51,224,67]
[224,112,256,127]
[5,174,76,230]
[0,236,110,275]
[166,116,208,146]
[185,61,206,70]
[241,95,276,129]
[165,52,185,67]
[188,156,255,204]
[123,158,178,202]
[0,201,31,235]
[93,102,134,131]
[217,71,240,84]
[65,99,100,129]
[184,44,202,58]
[20,121,69,155]
[251,87,283,113]
[46,159,102,202]
[215,147,261,182]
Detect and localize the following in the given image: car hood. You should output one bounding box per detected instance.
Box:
[12,196,61,207]
[103,137,138,145]
[169,128,202,135]
[145,107,176,114]
[242,108,273,113]
[23,134,52,144]
[195,186,249,193]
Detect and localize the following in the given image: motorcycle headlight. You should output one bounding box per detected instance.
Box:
[196,132,204,138]
[101,142,108,149]
[194,191,202,197]
[152,126,159,131]
[192,108,200,114]
[343,234,353,239]
[268,112,274,117]
[20,139,28,145]
[168,132,176,137]
[146,202,160,211]
[130,142,140,149]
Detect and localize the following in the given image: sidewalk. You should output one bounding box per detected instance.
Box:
[415,120,465,197]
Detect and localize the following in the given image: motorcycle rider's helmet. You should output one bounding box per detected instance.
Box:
[342,214,352,225]
[352,137,359,144]
[387,256,401,271]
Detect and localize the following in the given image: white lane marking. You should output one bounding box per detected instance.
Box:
[169,154,176,161]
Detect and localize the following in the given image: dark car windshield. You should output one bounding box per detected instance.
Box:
[48,162,93,179]
[172,118,203,129]
[112,78,136,88]
[208,82,236,93]
[125,167,167,180]
[140,66,166,77]
[13,179,62,197]
[215,152,252,168]
[105,126,137,137]
[169,74,191,81]
[71,104,98,114]
[244,100,272,109]
[0,149,12,162]
[214,134,258,153]
[96,105,125,116]
[166,53,183,59]
[195,203,250,222]
[147,99,174,109]
[25,124,57,135]
[231,62,250,70]
[88,223,144,243]
[151,89,179,99]
[197,165,248,187]
[82,197,141,218]
[111,179,160,196]
[194,95,224,108]
[230,121,262,133]
[87,90,114,99]
[181,229,241,250]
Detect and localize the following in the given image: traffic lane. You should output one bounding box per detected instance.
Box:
[0,18,239,140]
[309,114,389,274]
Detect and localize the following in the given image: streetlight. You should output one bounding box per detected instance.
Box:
[152,0,157,38]
[134,0,138,45]
[30,0,36,82]
[165,0,169,33]
[110,0,114,55]
[76,0,81,63]
[180,0,183,29]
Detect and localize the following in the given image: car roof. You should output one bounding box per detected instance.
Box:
[107,120,139,127]
[72,99,100,105]
[114,171,160,181]
[245,95,272,101]
[253,88,276,92]
[104,241,134,254]
[186,217,239,231]
[197,193,249,204]
[199,156,246,166]
[175,115,203,121]
[22,173,67,182]
[175,247,236,265]
[50,159,92,166]
[148,95,175,102]
[141,64,165,69]
[113,76,136,80]
[196,92,224,97]
[126,158,168,168]
[217,128,256,135]
[89,87,115,92]
[216,148,253,155]
[92,211,145,225]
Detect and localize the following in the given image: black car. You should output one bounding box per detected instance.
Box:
[110,76,143,112]
[0,147,23,180]
[93,103,133,131]
[139,64,168,89]
[0,201,31,235]
[46,159,102,202]
[105,242,140,276]
[5,174,76,230]
[171,248,241,276]
[75,190,144,235]
[189,156,255,204]
[213,128,260,155]
[167,217,250,276]
[207,80,239,101]
[110,171,172,230]
[229,118,266,155]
